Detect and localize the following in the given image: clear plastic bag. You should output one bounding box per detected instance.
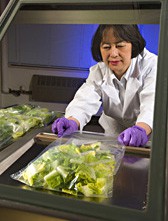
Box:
[11,131,125,198]
[0,104,63,149]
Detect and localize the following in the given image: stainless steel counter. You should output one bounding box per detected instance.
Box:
[0,125,150,220]
[0,129,149,210]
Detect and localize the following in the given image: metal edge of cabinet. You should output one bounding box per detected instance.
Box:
[0,0,20,42]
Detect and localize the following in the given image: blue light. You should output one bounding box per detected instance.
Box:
[138,24,160,55]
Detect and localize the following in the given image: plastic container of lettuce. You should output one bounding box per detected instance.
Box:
[11,131,125,198]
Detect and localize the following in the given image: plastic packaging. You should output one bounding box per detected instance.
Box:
[11,131,125,198]
[0,104,63,149]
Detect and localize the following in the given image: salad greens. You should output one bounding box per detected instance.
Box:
[0,104,61,148]
[12,141,117,197]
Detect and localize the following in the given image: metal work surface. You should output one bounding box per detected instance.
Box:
[0,137,149,211]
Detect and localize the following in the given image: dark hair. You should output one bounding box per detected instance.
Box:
[91,25,146,62]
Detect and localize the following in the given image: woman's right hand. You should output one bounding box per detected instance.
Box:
[52,117,79,137]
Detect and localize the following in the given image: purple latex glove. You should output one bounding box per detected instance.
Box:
[118,125,148,147]
[52,117,78,137]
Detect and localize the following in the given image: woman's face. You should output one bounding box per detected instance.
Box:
[100,28,132,80]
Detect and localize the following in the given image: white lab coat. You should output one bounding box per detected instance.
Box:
[65,48,158,136]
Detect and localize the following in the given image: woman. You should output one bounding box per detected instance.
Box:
[52,25,158,147]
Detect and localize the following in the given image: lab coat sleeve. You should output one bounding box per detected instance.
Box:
[136,55,157,129]
[65,64,103,129]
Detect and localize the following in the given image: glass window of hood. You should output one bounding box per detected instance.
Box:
[7,23,160,72]
[1,1,168,221]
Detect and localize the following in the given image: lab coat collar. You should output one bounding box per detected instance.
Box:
[101,58,142,115]
[102,56,139,84]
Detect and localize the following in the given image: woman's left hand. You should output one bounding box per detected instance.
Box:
[118,125,149,147]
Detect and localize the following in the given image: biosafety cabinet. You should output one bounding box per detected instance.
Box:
[0,0,168,221]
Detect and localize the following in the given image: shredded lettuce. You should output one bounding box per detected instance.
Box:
[13,142,117,197]
[0,104,61,148]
